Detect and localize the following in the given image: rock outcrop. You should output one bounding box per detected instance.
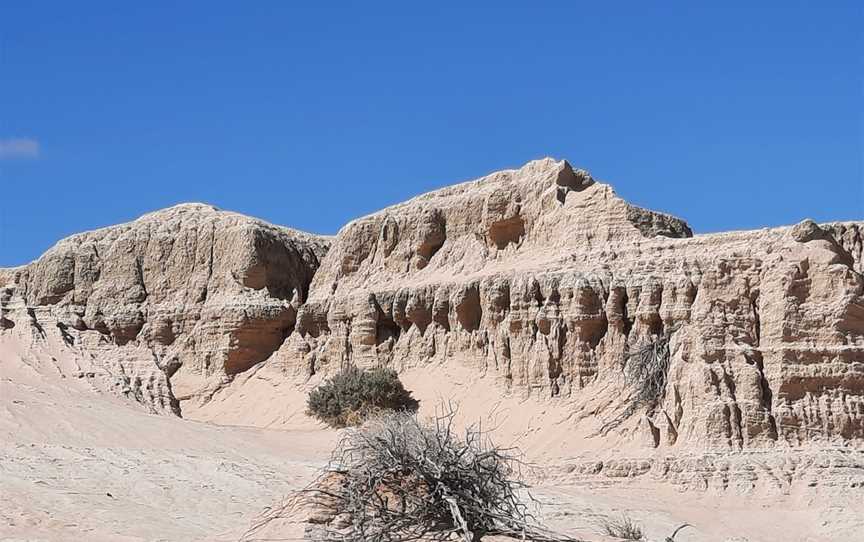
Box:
[1,203,330,413]
[289,159,863,452]
[1,159,862,458]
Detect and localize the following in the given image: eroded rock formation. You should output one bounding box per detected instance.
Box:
[288,159,863,451]
[1,159,862,456]
[1,203,330,413]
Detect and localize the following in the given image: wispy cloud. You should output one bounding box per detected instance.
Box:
[0,138,40,160]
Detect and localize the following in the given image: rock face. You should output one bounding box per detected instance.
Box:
[823,222,864,274]
[1,159,862,456]
[1,203,330,413]
[292,159,864,451]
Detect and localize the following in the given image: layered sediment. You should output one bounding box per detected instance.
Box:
[2,159,862,455]
[1,203,330,413]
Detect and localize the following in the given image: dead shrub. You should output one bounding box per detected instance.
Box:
[599,513,644,540]
[623,334,672,411]
[600,332,673,433]
[249,405,583,542]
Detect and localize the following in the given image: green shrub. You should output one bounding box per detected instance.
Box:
[306,366,419,427]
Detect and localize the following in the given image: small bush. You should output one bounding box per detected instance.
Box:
[306,366,419,428]
[600,513,644,541]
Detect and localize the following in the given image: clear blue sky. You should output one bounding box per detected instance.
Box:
[1,2,862,266]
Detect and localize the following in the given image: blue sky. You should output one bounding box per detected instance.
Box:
[1,2,861,266]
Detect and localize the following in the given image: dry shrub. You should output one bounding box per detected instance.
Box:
[597,514,693,542]
[306,366,418,428]
[600,332,673,433]
[249,406,583,542]
[599,513,644,540]
[622,334,671,411]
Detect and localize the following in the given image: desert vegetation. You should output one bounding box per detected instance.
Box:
[306,366,419,428]
[597,513,694,542]
[601,332,673,433]
[599,514,644,540]
[622,333,673,413]
[250,406,582,541]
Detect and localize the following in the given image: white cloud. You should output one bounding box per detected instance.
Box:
[0,138,40,159]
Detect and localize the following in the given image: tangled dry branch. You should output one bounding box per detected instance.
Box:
[245,405,583,542]
[600,332,673,434]
[623,334,671,410]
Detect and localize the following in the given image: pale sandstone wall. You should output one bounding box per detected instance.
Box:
[290,160,864,451]
[1,203,330,413]
[1,160,861,454]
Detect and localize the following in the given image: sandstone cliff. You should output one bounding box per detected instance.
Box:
[1,203,330,413]
[289,159,864,452]
[1,159,862,458]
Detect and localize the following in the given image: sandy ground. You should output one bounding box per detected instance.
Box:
[1,338,861,542]
[0,337,335,541]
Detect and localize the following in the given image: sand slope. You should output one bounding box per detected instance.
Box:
[0,334,334,541]
[1,333,862,541]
